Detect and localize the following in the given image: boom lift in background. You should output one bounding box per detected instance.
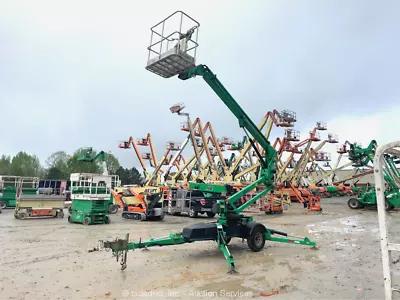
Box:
[345,140,400,210]
[76,147,120,214]
[111,187,165,220]
[98,11,316,273]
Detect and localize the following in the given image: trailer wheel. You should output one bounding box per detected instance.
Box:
[206,212,215,218]
[83,217,91,225]
[188,208,198,218]
[17,212,27,220]
[0,201,6,209]
[57,210,64,218]
[104,216,110,224]
[247,225,266,252]
[348,198,361,209]
[68,215,73,223]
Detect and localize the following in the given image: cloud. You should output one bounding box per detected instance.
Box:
[0,0,399,175]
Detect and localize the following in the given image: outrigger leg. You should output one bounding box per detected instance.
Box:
[216,224,236,273]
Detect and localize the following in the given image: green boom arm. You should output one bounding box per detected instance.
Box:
[179,65,277,213]
[77,147,108,175]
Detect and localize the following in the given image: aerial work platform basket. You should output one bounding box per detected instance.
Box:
[145,11,200,78]
[309,131,321,141]
[284,129,300,141]
[315,151,331,161]
[170,103,185,114]
[218,137,233,145]
[166,141,181,150]
[278,110,297,126]
[327,133,339,143]
[337,144,347,154]
[118,141,131,149]
[136,138,149,146]
[316,121,327,131]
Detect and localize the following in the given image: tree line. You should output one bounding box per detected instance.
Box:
[0,149,144,185]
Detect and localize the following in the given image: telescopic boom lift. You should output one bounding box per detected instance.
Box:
[98,11,315,273]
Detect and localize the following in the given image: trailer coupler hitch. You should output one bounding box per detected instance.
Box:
[99,233,130,270]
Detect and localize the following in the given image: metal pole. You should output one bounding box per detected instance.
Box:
[194,28,199,59]
[374,141,400,300]
[374,153,392,300]
[148,31,154,61]
[159,21,165,59]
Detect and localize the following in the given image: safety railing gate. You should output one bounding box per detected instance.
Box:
[374,141,400,300]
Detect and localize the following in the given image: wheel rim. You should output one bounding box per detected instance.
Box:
[349,199,358,208]
[254,232,263,248]
[0,202,5,209]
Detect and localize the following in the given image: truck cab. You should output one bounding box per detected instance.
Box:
[167,188,221,218]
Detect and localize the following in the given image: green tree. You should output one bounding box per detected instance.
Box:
[0,155,11,175]
[46,167,64,179]
[10,152,42,177]
[45,151,70,179]
[115,166,144,185]
[106,152,120,175]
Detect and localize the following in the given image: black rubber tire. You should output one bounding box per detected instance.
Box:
[108,204,118,214]
[0,201,6,209]
[57,210,64,218]
[247,225,266,252]
[104,216,110,224]
[68,205,73,214]
[206,212,216,218]
[188,208,198,218]
[68,215,73,223]
[385,200,393,211]
[158,212,165,221]
[172,212,181,216]
[18,212,27,220]
[83,217,91,225]
[348,198,361,209]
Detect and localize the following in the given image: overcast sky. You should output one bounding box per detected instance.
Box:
[1,0,399,171]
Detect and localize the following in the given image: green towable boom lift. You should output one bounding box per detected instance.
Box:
[98,11,316,272]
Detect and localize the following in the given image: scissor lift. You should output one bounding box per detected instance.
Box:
[374,141,400,300]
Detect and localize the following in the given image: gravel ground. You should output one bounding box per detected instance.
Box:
[0,197,398,300]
